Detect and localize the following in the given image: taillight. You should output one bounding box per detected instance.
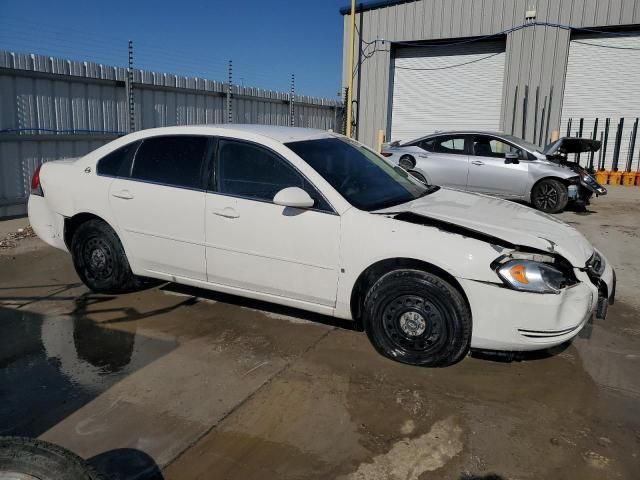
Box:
[381,152,392,157]
[31,164,44,196]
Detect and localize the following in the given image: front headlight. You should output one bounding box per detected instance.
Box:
[496,260,571,294]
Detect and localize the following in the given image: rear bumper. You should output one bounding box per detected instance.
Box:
[27,195,67,251]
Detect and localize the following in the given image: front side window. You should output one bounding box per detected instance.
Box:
[216,139,332,211]
[473,136,522,159]
[286,137,435,211]
[432,136,466,154]
[97,141,140,177]
[131,136,208,189]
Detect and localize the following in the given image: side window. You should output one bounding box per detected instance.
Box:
[432,136,466,154]
[417,139,435,152]
[96,141,140,177]
[216,139,332,212]
[131,136,208,189]
[473,136,522,159]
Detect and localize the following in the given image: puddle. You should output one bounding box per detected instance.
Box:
[0,306,176,436]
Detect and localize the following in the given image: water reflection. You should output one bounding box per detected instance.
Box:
[0,303,176,436]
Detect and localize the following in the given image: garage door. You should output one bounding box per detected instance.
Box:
[561,34,640,170]
[390,40,506,143]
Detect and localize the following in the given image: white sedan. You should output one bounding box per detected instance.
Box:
[28,125,616,367]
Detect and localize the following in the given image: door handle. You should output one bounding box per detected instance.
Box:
[212,207,239,219]
[112,190,134,200]
[471,160,485,166]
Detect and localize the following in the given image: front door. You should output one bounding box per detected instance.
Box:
[108,135,208,280]
[205,138,341,307]
[466,135,530,197]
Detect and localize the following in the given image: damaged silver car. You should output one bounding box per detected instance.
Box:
[382,132,607,213]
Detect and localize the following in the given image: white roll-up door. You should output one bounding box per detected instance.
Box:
[390,41,506,143]
[561,34,640,170]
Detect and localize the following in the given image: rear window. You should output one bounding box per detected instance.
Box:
[96,141,140,177]
[131,136,208,189]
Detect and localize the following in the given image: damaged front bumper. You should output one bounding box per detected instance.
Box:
[461,250,615,351]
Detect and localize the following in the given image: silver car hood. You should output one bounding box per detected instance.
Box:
[376,188,593,266]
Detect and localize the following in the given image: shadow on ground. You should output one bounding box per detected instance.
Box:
[88,448,164,480]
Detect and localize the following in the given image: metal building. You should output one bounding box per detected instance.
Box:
[340,0,640,157]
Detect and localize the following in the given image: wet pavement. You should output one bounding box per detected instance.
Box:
[1,187,639,480]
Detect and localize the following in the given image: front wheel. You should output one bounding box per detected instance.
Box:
[531,179,569,213]
[408,170,428,185]
[71,219,142,294]
[363,269,471,367]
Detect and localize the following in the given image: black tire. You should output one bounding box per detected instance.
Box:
[531,178,569,213]
[363,269,471,367]
[408,170,428,185]
[0,437,104,480]
[71,219,141,294]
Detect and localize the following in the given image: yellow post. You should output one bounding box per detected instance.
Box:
[346,0,356,138]
[376,129,385,153]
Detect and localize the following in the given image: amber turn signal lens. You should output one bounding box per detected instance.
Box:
[509,264,529,284]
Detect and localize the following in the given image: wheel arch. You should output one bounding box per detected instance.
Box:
[63,212,119,250]
[528,175,572,202]
[349,257,470,323]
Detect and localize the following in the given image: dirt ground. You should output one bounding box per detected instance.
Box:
[1,188,639,480]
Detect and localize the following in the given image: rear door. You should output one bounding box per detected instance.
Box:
[466,135,530,197]
[414,135,470,189]
[108,135,209,280]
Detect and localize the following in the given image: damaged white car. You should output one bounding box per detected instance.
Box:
[28,125,616,367]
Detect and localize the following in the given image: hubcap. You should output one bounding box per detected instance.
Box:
[90,248,107,270]
[382,295,445,352]
[399,311,426,337]
[535,184,558,210]
[83,237,113,279]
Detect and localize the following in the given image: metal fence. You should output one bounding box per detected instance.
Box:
[0,50,344,217]
[564,117,640,173]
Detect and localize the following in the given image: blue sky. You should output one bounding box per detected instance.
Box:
[1,0,348,99]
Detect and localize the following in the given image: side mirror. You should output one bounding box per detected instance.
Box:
[273,187,314,209]
[505,152,520,164]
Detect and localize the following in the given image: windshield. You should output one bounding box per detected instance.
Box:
[286,137,434,211]
[501,134,544,154]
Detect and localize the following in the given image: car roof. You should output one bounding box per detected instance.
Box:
[402,130,505,143]
[130,124,335,144]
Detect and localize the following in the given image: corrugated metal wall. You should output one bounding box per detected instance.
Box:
[342,0,640,148]
[0,51,343,217]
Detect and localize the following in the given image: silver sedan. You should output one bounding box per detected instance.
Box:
[382,131,606,213]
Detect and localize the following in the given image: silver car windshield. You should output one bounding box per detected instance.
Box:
[500,134,544,155]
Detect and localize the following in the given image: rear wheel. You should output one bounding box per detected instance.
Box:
[71,219,142,294]
[531,178,569,213]
[363,269,471,367]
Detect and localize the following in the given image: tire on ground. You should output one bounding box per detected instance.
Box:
[0,436,104,480]
[70,219,142,294]
[531,178,569,214]
[363,269,471,367]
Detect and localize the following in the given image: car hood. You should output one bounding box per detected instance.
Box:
[543,137,601,156]
[375,188,593,267]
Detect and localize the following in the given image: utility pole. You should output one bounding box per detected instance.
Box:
[226,60,233,124]
[289,74,295,127]
[345,0,356,138]
[127,40,135,133]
